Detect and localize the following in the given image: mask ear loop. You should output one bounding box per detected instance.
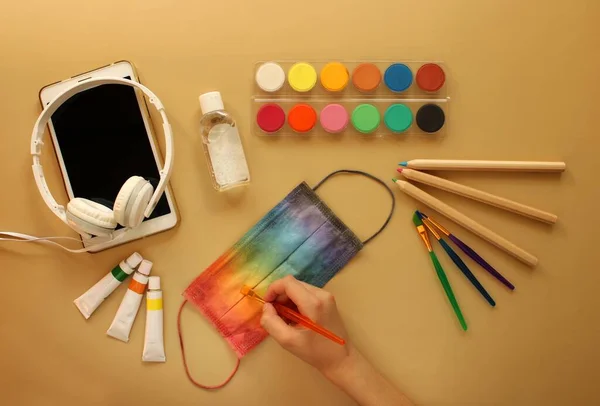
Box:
[177,300,241,389]
[312,169,396,244]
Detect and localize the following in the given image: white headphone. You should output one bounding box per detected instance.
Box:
[30,77,174,238]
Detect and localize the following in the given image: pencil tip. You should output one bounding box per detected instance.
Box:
[399,161,408,167]
[396,167,403,173]
[392,178,398,182]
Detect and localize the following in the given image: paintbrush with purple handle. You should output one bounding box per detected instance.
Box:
[417,211,515,290]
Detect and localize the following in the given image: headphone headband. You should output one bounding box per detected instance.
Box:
[31,77,174,226]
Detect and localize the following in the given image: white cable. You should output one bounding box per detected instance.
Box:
[0,231,126,253]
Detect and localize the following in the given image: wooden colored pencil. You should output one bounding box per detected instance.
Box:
[398,159,566,173]
[392,179,538,267]
[397,168,558,224]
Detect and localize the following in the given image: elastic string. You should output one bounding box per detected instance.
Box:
[177,300,241,389]
[312,170,395,244]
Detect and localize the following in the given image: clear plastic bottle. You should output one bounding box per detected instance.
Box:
[199,91,250,191]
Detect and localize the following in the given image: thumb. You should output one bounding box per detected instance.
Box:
[261,303,295,345]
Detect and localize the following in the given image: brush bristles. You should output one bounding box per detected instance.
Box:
[412,212,424,227]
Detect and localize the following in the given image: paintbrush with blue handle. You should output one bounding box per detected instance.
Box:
[417,211,515,291]
[416,211,496,307]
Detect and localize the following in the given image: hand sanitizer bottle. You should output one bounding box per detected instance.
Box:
[199,91,250,191]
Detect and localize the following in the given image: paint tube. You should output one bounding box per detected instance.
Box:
[107,259,153,342]
[74,252,143,319]
[142,276,165,362]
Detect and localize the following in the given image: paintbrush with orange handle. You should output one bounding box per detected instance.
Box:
[241,285,346,346]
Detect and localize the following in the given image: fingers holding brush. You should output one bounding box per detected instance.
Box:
[260,302,295,341]
[264,275,321,318]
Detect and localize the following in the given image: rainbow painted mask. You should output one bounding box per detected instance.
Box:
[178,171,394,389]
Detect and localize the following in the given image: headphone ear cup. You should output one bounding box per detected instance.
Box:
[127,182,154,228]
[114,176,145,226]
[66,198,117,236]
[114,176,153,228]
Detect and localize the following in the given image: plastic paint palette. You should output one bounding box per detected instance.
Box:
[252,60,449,137]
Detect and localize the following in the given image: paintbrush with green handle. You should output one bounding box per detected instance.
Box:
[412,211,468,331]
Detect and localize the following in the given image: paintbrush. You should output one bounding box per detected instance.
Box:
[412,212,467,331]
[418,211,515,291]
[241,285,346,345]
[417,211,495,307]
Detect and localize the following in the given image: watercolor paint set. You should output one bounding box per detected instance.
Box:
[252,60,450,137]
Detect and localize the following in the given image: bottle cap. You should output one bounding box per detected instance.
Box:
[148,276,161,290]
[199,91,225,114]
[125,252,143,269]
[137,259,153,276]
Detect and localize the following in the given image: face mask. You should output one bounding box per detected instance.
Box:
[177,170,395,389]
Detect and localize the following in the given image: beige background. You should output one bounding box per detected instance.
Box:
[1,1,599,405]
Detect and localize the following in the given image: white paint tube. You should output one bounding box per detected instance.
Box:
[107,259,153,342]
[142,276,166,362]
[74,252,143,319]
